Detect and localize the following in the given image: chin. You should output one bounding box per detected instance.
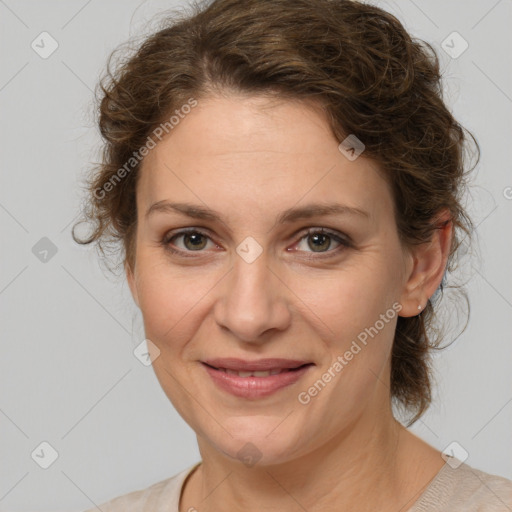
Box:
[202,415,309,468]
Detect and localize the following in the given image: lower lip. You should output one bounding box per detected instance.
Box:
[202,363,313,399]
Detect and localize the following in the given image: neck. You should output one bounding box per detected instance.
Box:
[181,406,435,512]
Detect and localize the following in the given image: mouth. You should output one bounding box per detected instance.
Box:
[200,358,314,399]
[202,362,312,377]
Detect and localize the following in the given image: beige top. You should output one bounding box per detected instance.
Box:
[84,459,512,511]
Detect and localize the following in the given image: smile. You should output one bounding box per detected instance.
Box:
[201,360,314,399]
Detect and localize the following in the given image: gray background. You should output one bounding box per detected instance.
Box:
[1,0,511,510]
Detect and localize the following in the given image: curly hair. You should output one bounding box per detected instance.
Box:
[73,0,478,425]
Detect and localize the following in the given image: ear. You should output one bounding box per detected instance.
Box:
[398,209,453,317]
[125,261,140,308]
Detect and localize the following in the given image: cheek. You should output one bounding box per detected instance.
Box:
[290,262,399,342]
[295,271,398,424]
[286,259,400,405]
[135,257,219,347]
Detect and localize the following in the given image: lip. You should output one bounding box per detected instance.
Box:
[201,359,314,399]
[203,358,310,371]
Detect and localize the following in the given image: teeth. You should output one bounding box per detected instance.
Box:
[222,368,288,377]
[253,370,271,377]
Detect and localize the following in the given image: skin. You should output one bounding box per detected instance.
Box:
[126,93,453,512]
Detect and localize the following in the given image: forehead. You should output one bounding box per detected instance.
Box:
[137,95,393,226]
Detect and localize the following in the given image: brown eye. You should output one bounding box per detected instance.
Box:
[293,228,349,255]
[297,229,349,252]
[164,229,214,253]
[307,232,333,252]
[182,232,208,251]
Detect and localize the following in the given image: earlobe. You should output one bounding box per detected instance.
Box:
[398,210,453,317]
[125,262,140,308]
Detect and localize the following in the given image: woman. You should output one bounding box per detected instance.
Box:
[74,0,512,510]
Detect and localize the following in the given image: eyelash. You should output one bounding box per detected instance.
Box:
[161,227,352,259]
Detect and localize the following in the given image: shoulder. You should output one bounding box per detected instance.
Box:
[81,462,200,512]
[410,460,512,512]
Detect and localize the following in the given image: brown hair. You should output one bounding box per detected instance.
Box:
[73,0,478,424]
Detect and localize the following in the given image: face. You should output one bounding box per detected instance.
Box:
[127,94,413,466]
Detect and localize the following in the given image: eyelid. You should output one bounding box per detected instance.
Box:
[162,227,220,257]
[288,227,352,258]
[162,226,352,257]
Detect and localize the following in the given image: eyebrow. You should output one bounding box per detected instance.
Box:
[145,200,370,224]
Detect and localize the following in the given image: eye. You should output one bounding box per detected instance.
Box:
[162,227,351,259]
[163,229,217,254]
[291,228,350,256]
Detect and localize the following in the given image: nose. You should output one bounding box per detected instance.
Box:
[213,251,292,343]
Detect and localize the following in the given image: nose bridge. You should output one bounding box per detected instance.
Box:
[214,248,290,342]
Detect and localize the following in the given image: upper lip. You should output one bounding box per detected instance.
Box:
[202,358,312,371]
